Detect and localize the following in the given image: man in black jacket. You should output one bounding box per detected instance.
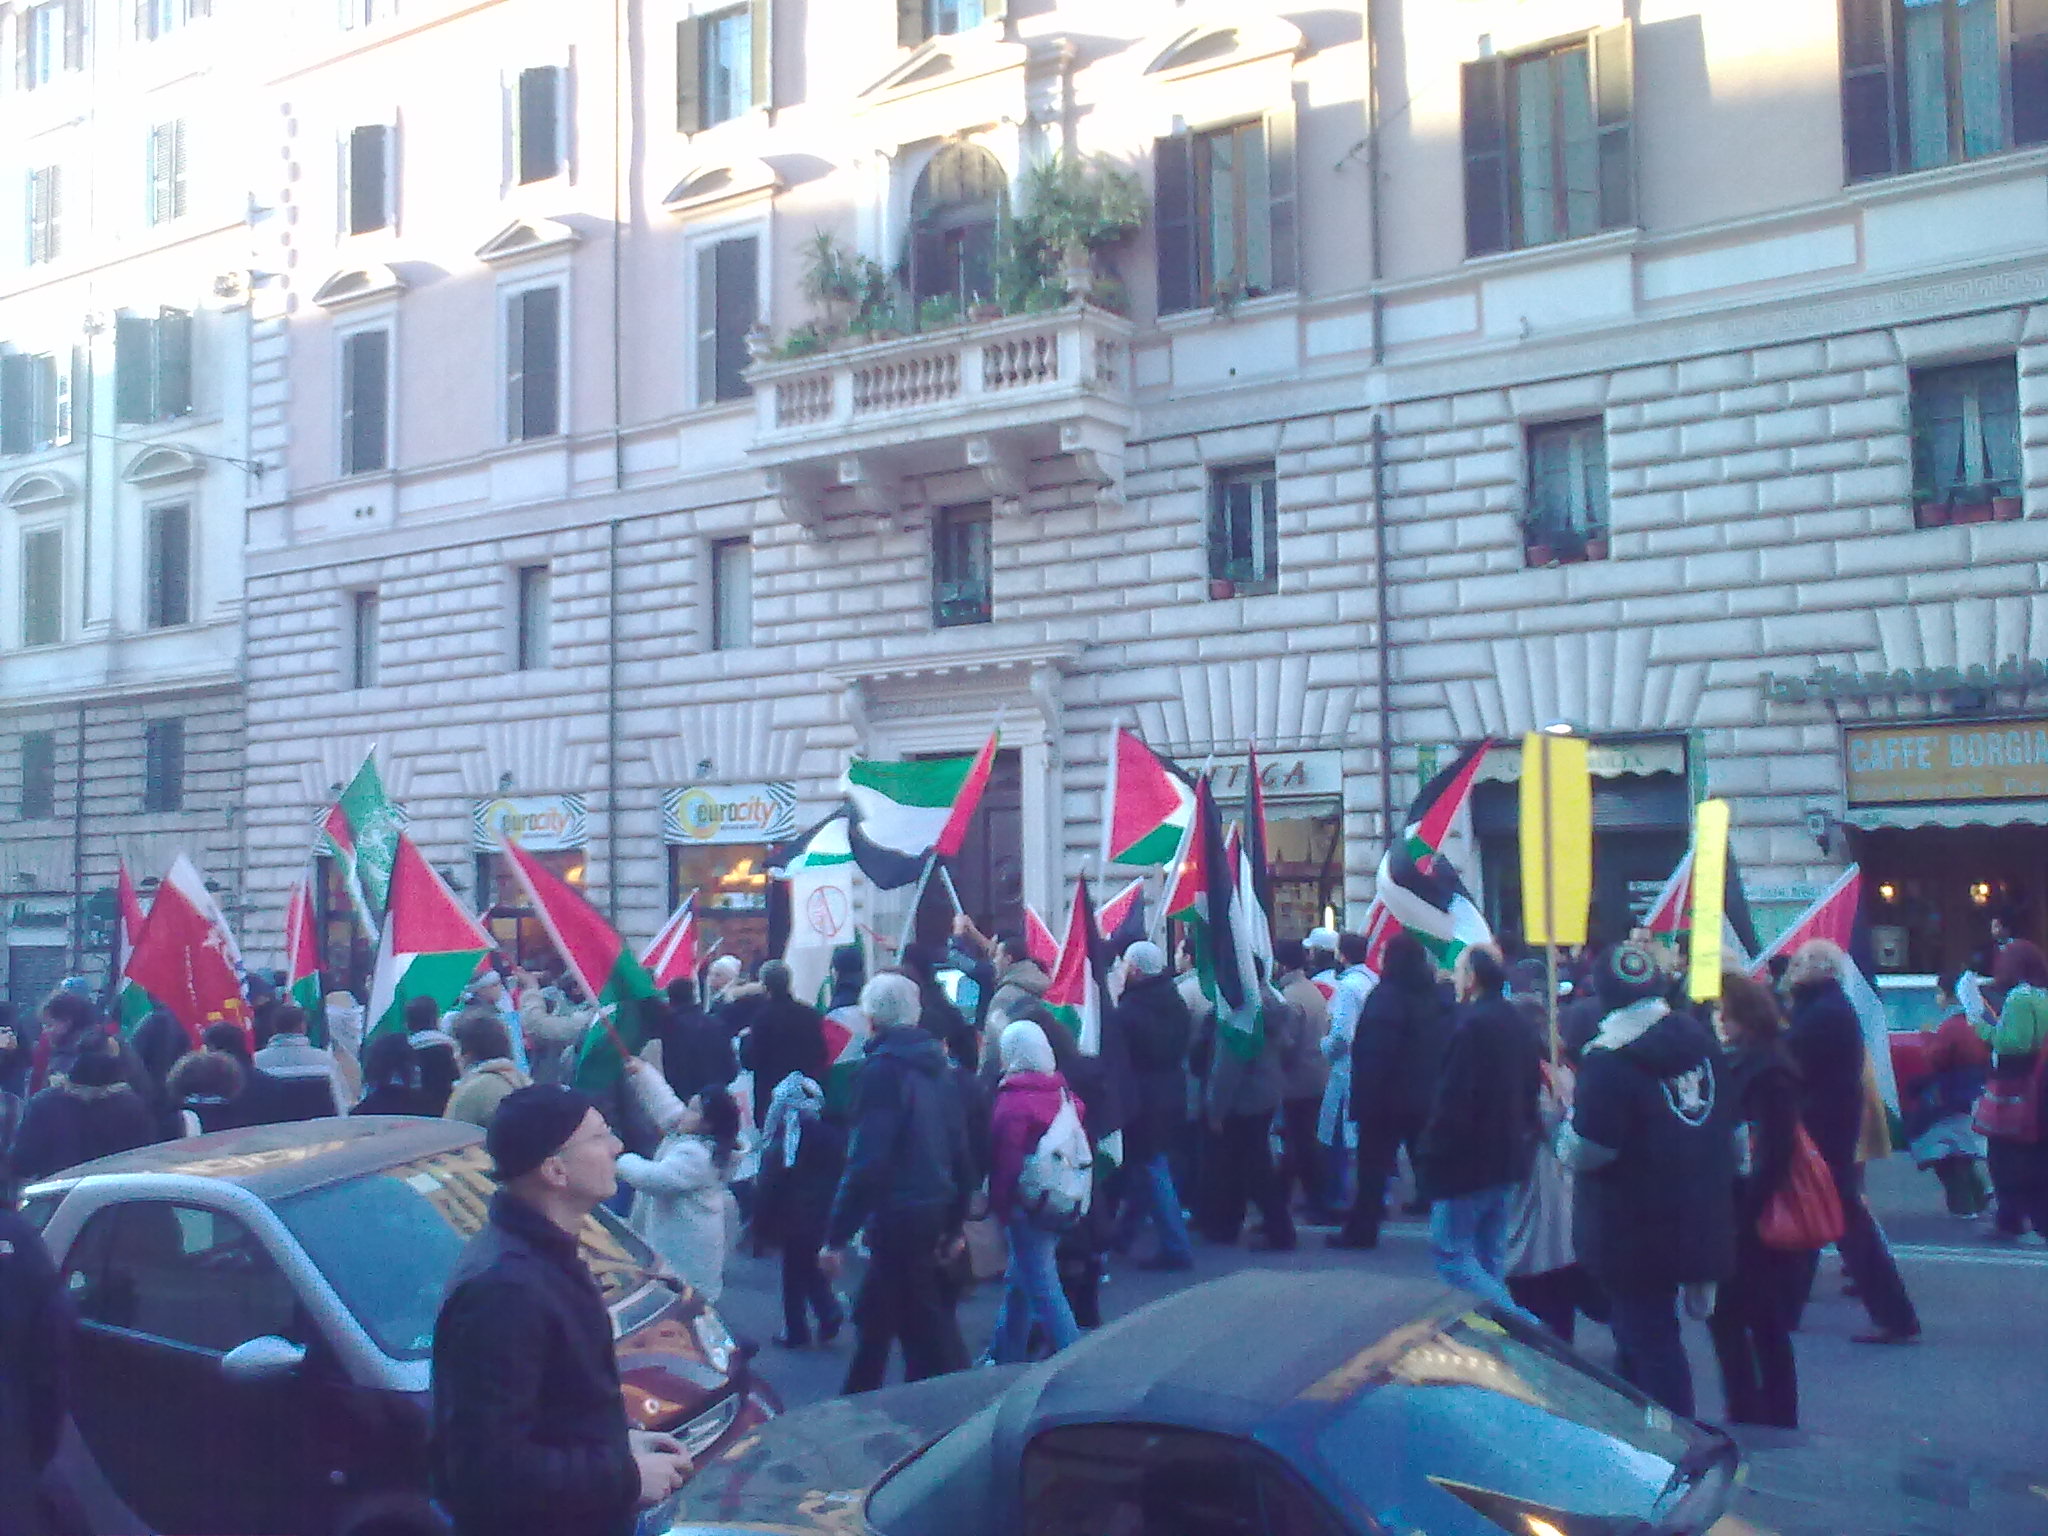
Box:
[823,972,976,1393]
[1784,939,1920,1343]
[1562,943,1735,1416]
[740,961,829,1129]
[0,1203,68,1536]
[432,1085,692,1536]
[652,978,738,1108]
[1109,941,1194,1270]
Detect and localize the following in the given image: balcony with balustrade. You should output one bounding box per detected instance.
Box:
[746,304,1135,535]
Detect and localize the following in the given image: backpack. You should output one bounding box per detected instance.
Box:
[1016,1091,1093,1232]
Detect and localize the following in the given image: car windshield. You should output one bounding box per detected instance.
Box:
[1315,1309,1705,1529]
[273,1144,662,1360]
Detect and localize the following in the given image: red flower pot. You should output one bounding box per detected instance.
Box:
[1992,496,2023,522]
[1584,537,1610,560]
[1208,578,1237,600]
[1917,502,1951,528]
[1525,544,1555,568]
[1953,502,1993,525]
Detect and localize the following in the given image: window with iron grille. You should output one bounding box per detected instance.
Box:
[505,286,561,441]
[341,328,390,475]
[1911,358,2021,524]
[114,309,192,423]
[0,351,71,454]
[1524,419,1611,564]
[348,590,379,689]
[514,565,551,670]
[345,124,391,235]
[27,166,61,264]
[19,732,56,821]
[146,503,192,629]
[515,66,564,185]
[932,504,992,628]
[710,538,752,651]
[1206,464,1279,597]
[20,528,61,646]
[1841,0,2048,179]
[142,718,184,812]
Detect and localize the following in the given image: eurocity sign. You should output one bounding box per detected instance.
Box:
[471,794,588,852]
[662,782,798,846]
[1764,657,2048,704]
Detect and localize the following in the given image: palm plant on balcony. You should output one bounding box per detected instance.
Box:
[800,232,899,344]
[1014,151,1146,304]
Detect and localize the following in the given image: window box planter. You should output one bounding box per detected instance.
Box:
[1916,501,1952,528]
[1950,501,1994,525]
[1525,543,1556,568]
[1208,577,1237,600]
[1992,495,2023,522]
[1583,536,1610,560]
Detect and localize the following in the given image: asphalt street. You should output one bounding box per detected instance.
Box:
[712,1155,2048,1536]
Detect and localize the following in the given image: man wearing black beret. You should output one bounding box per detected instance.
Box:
[432,1085,694,1536]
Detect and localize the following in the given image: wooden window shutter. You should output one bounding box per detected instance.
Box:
[713,235,757,401]
[505,290,525,438]
[1461,56,1510,257]
[517,67,560,183]
[62,0,84,71]
[676,17,702,132]
[2013,0,2048,148]
[1153,134,1196,315]
[114,314,150,422]
[157,307,191,416]
[343,329,388,474]
[348,124,388,233]
[694,242,719,402]
[1591,23,1635,230]
[148,503,190,627]
[514,287,560,438]
[1839,0,1900,179]
[0,354,31,456]
[1265,98,1300,294]
[750,0,771,111]
[168,119,187,220]
[897,0,927,49]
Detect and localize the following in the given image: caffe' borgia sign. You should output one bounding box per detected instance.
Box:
[1843,721,2048,804]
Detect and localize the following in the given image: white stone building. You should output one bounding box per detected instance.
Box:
[210,0,2048,985]
[0,0,262,1008]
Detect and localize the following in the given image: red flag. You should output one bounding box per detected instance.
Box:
[933,729,999,859]
[1097,878,1146,946]
[1643,849,1694,938]
[641,894,699,989]
[125,855,248,1045]
[1022,904,1060,970]
[1750,865,1861,975]
[1043,879,1105,1056]
[283,870,325,1014]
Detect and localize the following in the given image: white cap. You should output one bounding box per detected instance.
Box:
[1124,941,1167,976]
[1306,927,1341,953]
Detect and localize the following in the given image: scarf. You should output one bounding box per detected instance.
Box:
[763,1071,823,1167]
[1589,997,1672,1053]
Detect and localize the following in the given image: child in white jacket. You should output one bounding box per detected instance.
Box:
[617,1059,741,1304]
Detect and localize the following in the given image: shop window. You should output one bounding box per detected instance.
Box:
[676,3,769,132]
[1154,112,1299,314]
[315,855,370,992]
[142,718,184,812]
[1462,27,1633,257]
[347,590,379,689]
[1207,462,1278,597]
[898,0,1001,47]
[669,843,772,971]
[710,537,752,650]
[19,731,56,821]
[1841,0,2048,180]
[1911,357,2020,526]
[479,848,585,970]
[907,143,1006,311]
[513,564,550,670]
[932,503,991,628]
[1524,418,1610,565]
[145,502,192,629]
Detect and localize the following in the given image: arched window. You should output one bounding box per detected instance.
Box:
[907,143,1008,307]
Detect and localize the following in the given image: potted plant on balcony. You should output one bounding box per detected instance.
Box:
[1016,151,1146,304]
[1992,488,2024,521]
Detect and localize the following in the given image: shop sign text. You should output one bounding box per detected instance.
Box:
[1844,721,2048,804]
[662,782,798,846]
[1766,657,2048,704]
[471,794,589,852]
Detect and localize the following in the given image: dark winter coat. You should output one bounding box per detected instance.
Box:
[350,1082,437,1118]
[1351,976,1453,1129]
[1413,996,1542,1201]
[754,1115,848,1248]
[1111,972,1191,1163]
[825,1025,975,1248]
[988,1070,1082,1220]
[1722,1043,1802,1233]
[10,1076,160,1183]
[741,996,829,1129]
[1569,1004,1737,1291]
[431,1190,637,1536]
[1785,978,1867,1172]
[1202,989,1292,1123]
[0,1207,68,1536]
[409,1030,461,1117]
[651,1003,738,1109]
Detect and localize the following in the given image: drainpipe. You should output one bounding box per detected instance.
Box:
[71,701,87,975]
[1365,0,1397,853]
[611,0,627,495]
[606,0,626,924]
[606,517,622,926]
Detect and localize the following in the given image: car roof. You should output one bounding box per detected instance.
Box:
[41,1115,484,1201]
[1010,1271,1461,1436]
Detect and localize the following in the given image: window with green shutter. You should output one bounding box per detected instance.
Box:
[341,328,390,475]
[1841,0,2048,179]
[516,67,564,184]
[146,119,188,226]
[114,309,192,423]
[1153,107,1297,315]
[505,286,561,441]
[695,235,758,404]
[20,528,63,647]
[146,503,192,629]
[142,719,185,813]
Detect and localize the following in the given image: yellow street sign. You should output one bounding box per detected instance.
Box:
[1518,732,1590,948]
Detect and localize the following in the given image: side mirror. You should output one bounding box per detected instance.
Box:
[220,1335,307,1384]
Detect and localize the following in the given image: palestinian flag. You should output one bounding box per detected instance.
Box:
[1750,865,1896,1109]
[500,840,660,1092]
[1043,879,1107,1057]
[1103,727,1195,868]
[819,1002,873,1116]
[323,753,406,936]
[1642,849,1694,938]
[1361,740,1495,970]
[1243,741,1276,925]
[365,836,493,1042]
[113,862,155,1037]
[1022,904,1061,970]
[282,869,326,1042]
[125,855,248,1045]
[1179,776,1262,1059]
[1097,877,1147,955]
[1645,839,1760,963]
[844,731,997,888]
[642,894,698,990]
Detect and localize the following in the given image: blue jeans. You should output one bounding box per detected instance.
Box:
[1124,1153,1193,1264]
[1430,1185,1535,1322]
[990,1212,1081,1363]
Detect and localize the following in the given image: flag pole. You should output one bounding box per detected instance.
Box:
[896,852,939,957]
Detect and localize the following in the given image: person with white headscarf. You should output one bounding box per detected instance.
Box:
[982,1021,1087,1364]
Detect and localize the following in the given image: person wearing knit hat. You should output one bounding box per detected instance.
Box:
[432,1085,693,1536]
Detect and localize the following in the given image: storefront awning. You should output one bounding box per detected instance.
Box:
[1845,799,2048,831]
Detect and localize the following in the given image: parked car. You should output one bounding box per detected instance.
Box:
[664,1271,1756,1536]
[21,1116,776,1536]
